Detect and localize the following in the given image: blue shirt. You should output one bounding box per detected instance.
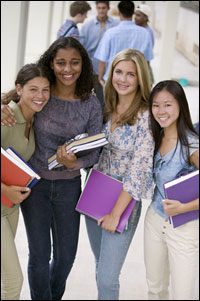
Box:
[94,21,153,81]
[57,20,79,39]
[79,16,119,74]
[152,133,199,219]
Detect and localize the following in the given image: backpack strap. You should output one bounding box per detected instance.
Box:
[61,24,77,37]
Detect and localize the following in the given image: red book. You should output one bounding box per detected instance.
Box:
[1,147,40,208]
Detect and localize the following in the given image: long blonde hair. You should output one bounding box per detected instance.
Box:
[104,49,151,125]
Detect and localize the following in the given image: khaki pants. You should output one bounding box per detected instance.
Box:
[1,207,23,300]
[144,204,199,300]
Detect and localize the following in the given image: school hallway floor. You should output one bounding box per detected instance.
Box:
[16,30,199,300]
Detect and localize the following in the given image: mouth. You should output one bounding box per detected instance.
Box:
[33,100,45,106]
[159,117,168,121]
[118,84,129,90]
[62,74,74,80]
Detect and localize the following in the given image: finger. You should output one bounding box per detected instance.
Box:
[20,187,31,193]
[97,218,103,226]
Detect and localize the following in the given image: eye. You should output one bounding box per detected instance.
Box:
[152,104,158,108]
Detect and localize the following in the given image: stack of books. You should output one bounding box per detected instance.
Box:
[1,147,41,208]
[164,169,199,228]
[48,133,108,170]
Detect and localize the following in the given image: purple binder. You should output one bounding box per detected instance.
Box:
[164,170,199,228]
[76,169,136,233]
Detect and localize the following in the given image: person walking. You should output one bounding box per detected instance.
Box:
[57,1,91,39]
[1,63,51,300]
[134,4,155,86]
[80,1,119,109]
[1,37,103,300]
[85,48,154,300]
[144,80,199,300]
[94,1,153,88]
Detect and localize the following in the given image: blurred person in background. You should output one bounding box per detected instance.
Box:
[134,4,155,86]
[57,1,91,39]
[80,1,119,109]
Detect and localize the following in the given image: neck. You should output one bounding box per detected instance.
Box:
[97,16,108,23]
[70,16,78,24]
[18,103,34,123]
[163,125,178,140]
[52,83,78,100]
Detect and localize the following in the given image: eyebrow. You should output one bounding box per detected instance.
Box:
[55,58,81,61]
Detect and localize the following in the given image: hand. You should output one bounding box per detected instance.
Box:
[98,79,105,87]
[1,104,16,126]
[97,213,120,234]
[4,185,31,204]
[56,143,78,169]
[162,199,184,217]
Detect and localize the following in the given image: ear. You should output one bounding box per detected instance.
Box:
[16,84,22,96]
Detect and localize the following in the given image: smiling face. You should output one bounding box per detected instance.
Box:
[17,76,50,115]
[152,89,180,130]
[50,47,82,90]
[112,60,139,98]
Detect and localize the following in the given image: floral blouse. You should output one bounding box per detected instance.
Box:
[95,109,154,201]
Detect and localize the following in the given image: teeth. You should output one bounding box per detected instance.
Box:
[63,75,73,79]
[160,117,167,121]
[33,101,43,105]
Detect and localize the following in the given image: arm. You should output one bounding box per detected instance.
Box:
[98,189,132,234]
[1,182,31,204]
[163,149,199,216]
[1,104,16,126]
[98,61,106,87]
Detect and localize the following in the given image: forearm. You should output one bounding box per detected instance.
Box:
[111,189,132,218]
[181,198,199,213]
[98,61,106,84]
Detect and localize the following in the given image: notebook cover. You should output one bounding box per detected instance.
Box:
[164,170,199,228]
[1,148,39,208]
[76,169,136,233]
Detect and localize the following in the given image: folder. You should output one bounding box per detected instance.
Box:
[76,169,136,233]
[1,147,40,208]
[164,169,199,228]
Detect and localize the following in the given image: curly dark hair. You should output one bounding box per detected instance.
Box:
[37,37,95,100]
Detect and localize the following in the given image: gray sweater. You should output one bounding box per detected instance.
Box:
[29,94,103,180]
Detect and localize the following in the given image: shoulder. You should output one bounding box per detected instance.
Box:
[187,131,199,147]
[85,93,101,108]
[81,18,95,29]
[138,109,150,121]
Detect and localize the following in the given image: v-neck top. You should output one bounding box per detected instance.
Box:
[152,132,199,219]
[94,109,154,201]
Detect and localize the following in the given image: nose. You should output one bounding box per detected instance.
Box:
[64,64,72,72]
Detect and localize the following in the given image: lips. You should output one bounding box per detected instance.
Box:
[33,100,44,105]
[62,74,73,80]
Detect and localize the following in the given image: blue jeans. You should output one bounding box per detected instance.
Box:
[85,201,142,300]
[20,177,81,300]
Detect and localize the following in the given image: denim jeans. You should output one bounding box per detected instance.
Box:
[85,201,142,300]
[20,177,81,300]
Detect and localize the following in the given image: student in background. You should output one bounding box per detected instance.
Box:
[134,4,155,86]
[1,37,103,300]
[1,63,51,300]
[85,49,154,300]
[144,80,199,300]
[94,1,153,88]
[80,1,119,109]
[57,1,91,39]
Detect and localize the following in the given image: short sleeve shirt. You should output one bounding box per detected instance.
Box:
[152,132,199,219]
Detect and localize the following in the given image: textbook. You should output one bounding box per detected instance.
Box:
[164,169,199,228]
[48,133,108,170]
[1,147,41,208]
[75,169,136,233]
